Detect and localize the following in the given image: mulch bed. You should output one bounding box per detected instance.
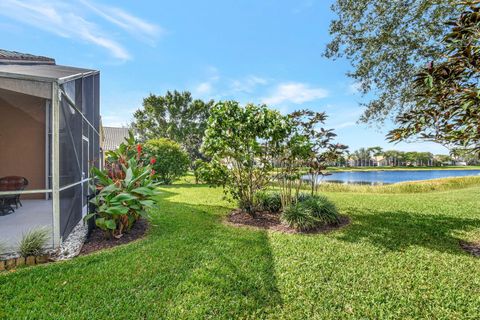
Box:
[227,209,349,234]
[80,219,149,255]
[460,241,480,257]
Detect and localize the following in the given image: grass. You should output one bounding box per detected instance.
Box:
[1,180,480,318]
[326,165,480,172]
[316,176,480,194]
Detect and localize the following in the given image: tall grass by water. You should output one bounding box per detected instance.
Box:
[315,176,480,193]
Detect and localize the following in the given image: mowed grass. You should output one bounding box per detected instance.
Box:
[1,182,480,319]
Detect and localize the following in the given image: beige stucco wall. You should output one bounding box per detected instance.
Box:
[0,88,46,198]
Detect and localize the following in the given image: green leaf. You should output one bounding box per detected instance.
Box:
[132,187,155,196]
[140,200,155,208]
[105,206,129,215]
[105,219,117,230]
[83,213,96,222]
[112,193,138,202]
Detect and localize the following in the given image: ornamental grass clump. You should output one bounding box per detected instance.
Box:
[254,191,282,213]
[18,228,50,257]
[281,194,340,231]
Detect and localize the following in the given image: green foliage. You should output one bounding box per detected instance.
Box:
[88,158,159,238]
[254,191,282,213]
[389,4,480,154]
[88,135,159,238]
[281,194,340,231]
[326,0,461,123]
[131,91,213,163]
[143,138,190,184]
[18,228,50,257]
[2,184,480,318]
[281,202,318,231]
[297,194,340,225]
[276,110,346,208]
[202,101,290,214]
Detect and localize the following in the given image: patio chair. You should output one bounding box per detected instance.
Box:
[0,176,29,209]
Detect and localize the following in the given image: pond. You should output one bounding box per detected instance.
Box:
[304,169,480,185]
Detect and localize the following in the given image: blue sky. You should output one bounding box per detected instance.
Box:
[0,0,449,154]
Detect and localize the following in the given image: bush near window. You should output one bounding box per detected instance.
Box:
[281,194,340,231]
[87,132,159,239]
[143,138,190,185]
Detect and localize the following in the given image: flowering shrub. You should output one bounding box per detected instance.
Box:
[86,131,160,238]
[143,138,190,184]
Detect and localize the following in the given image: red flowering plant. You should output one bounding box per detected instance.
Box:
[86,131,160,239]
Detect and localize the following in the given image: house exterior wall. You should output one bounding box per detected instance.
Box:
[0,89,46,199]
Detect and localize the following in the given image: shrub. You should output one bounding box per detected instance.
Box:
[88,133,160,239]
[281,203,318,231]
[144,138,190,184]
[298,194,340,225]
[18,228,50,257]
[254,191,282,213]
[281,194,340,231]
[88,158,159,238]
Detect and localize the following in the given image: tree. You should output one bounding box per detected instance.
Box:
[131,91,214,163]
[277,110,346,204]
[201,101,290,215]
[388,4,480,155]
[143,138,190,184]
[326,0,461,123]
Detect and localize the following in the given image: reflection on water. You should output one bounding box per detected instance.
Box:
[302,169,480,185]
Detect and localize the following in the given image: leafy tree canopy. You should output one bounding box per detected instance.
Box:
[326,0,461,123]
[388,3,480,155]
[131,90,214,162]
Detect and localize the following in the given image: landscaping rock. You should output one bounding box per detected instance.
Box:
[54,219,88,261]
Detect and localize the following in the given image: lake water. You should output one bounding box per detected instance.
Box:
[305,169,480,185]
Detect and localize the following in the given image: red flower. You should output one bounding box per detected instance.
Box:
[136,144,142,155]
[150,157,157,165]
[150,169,156,176]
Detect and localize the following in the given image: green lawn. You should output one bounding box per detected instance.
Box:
[326,165,480,172]
[1,181,480,318]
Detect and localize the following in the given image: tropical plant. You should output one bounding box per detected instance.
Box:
[254,191,282,213]
[143,138,190,184]
[87,133,159,238]
[132,91,214,164]
[87,159,159,238]
[388,3,480,155]
[18,228,50,257]
[201,101,290,215]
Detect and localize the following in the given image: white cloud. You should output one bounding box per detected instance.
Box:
[262,82,328,105]
[195,82,213,95]
[230,75,268,93]
[0,0,162,61]
[79,0,163,44]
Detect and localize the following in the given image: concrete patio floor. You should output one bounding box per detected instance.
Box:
[0,199,53,253]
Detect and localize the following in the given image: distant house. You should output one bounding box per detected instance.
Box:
[102,126,130,151]
[0,49,100,253]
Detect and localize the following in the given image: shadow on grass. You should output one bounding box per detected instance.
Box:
[0,187,282,319]
[335,209,480,255]
[144,187,283,318]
